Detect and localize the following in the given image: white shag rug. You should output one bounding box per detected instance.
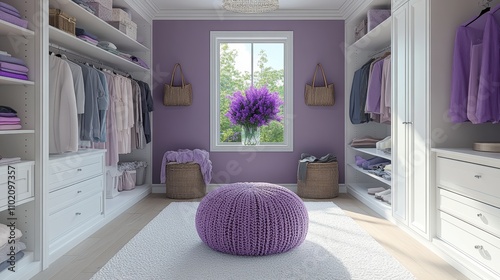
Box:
[91,202,415,280]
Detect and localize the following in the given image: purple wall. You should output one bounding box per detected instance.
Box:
[152,20,345,184]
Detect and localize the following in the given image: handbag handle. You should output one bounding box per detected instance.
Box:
[311,63,328,88]
[170,63,186,87]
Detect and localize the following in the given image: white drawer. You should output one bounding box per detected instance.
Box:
[48,153,104,191]
[48,191,103,243]
[0,162,34,210]
[436,156,500,206]
[48,176,103,215]
[437,211,500,276]
[438,188,500,238]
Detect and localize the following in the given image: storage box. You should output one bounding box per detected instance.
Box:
[108,19,137,40]
[135,166,146,185]
[122,170,136,191]
[112,8,130,22]
[367,9,391,31]
[106,167,123,199]
[165,162,206,199]
[297,162,339,199]
[82,0,112,10]
[87,2,112,21]
[354,18,367,41]
[49,9,76,36]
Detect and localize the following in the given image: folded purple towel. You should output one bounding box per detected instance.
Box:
[0,6,20,18]
[0,67,27,75]
[0,54,26,66]
[0,124,22,130]
[0,62,28,72]
[0,112,16,117]
[0,116,21,122]
[0,10,28,28]
[0,70,28,80]
[0,2,19,14]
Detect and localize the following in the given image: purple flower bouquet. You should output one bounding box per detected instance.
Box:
[225,86,284,145]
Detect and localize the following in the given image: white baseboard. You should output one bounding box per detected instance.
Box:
[153,183,346,194]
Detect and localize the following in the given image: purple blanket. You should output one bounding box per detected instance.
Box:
[0,62,28,72]
[160,149,212,185]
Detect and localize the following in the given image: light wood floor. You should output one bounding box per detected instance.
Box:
[31,193,468,280]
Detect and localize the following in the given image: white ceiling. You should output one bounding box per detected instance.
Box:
[135,0,364,20]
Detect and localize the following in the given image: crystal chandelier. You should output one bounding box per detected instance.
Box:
[223,0,279,13]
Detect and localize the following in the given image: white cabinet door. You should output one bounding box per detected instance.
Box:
[392,3,409,224]
[408,0,429,238]
[392,0,430,239]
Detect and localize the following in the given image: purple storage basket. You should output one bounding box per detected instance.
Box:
[367,9,391,31]
[87,2,112,21]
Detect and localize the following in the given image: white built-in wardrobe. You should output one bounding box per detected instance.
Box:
[345,0,500,279]
[0,1,153,279]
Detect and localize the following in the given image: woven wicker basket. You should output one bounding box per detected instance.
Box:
[297,162,339,199]
[49,9,76,36]
[165,162,206,199]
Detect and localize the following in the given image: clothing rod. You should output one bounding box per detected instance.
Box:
[48,43,130,76]
[371,45,391,58]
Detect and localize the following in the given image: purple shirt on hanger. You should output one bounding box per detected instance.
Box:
[365,59,385,114]
[449,13,488,123]
[476,8,500,123]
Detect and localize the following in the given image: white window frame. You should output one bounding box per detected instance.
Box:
[210,31,294,152]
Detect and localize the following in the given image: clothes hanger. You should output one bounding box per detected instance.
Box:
[465,0,492,27]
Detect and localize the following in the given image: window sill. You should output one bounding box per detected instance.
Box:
[210,144,293,152]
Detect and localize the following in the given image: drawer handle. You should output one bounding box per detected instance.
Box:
[474,175,482,179]
[475,245,483,250]
[75,212,82,216]
[77,168,83,172]
[77,190,82,194]
[477,213,483,217]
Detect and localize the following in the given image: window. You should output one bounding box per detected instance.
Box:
[210,31,293,152]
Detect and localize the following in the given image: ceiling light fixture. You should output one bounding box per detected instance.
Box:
[223,0,279,13]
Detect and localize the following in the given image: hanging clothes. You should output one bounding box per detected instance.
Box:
[137,81,153,143]
[380,55,392,124]
[449,5,499,123]
[476,6,500,123]
[77,62,105,142]
[49,54,79,154]
[131,80,145,150]
[349,59,374,124]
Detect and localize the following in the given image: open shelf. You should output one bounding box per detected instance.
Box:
[348,17,391,52]
[0,76,34,86]
[105,184,151,221]
[351,147,392,160]
[346,183,393,221]
[0,130,35,135]
[0,251,39,280]
[0,19,34,37]
[348,163,391,186]
[49,0,149,52]
[49,26,148,73]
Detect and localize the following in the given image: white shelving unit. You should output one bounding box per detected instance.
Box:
[344,0,392,220]
[43,0,153,268]
[49,26,148,72]
[0,19,34,37]
[351,147,391,160]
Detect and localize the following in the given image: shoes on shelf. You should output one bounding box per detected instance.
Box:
[367,187,386,195]
[381,193,392,204]
[375,189,391,200]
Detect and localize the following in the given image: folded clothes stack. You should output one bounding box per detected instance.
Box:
[355,155,391,181]
[0,105,21,130]
[0,2,28,28]
[350,137,382,148]
[72,0,96,14]
[76,28,99,45]
[0,51,29,80]
[0,224,25,272]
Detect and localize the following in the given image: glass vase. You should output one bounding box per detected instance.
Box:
[241,125,261,146]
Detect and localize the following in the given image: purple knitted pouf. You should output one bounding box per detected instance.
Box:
[195,182,309,256]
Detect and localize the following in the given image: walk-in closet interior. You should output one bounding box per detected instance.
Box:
[0,0,499,279]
